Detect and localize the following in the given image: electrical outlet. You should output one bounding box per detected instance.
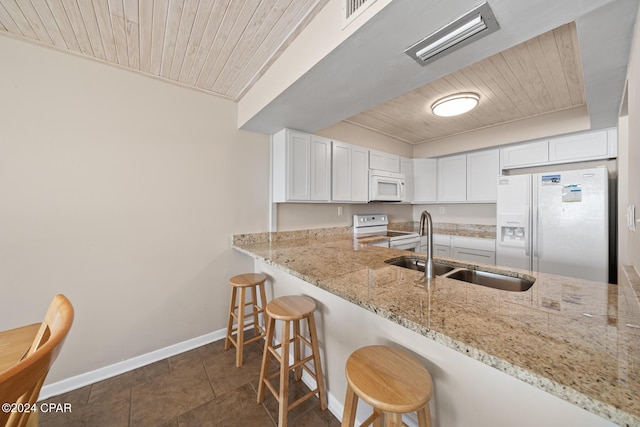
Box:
[337,206,343,217]
[439,206,445,214]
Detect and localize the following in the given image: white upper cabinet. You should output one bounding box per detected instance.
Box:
[437,154,467,202]
[548,129,615,162]
[332,141,369,202]
[500,128,617,170]
[369,149,400,172]
[500,140,549,169]
[467,149,500,202]
[272,129,331,202]
[400,157,413,203]
[351,146,370,202]
[412,158,437,203]
[309,135,332,201]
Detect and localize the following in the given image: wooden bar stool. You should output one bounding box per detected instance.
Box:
[257,295,328,427]
[225,273,268,368]
[342,345,433,427]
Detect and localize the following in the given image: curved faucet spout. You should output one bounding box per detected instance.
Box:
[419,210,435,279]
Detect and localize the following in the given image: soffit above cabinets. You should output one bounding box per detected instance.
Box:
[0,0,329,101]
[345,22,586,144]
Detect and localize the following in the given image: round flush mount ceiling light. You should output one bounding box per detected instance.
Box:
[431,92,480,117]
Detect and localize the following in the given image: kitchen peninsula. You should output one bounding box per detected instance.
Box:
[233,227,640,427]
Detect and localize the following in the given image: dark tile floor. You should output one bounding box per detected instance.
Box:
[38,338,340,427]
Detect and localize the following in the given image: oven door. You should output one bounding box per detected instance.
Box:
[369,171,405,202]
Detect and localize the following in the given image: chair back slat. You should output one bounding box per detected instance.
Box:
[0,295,74,427]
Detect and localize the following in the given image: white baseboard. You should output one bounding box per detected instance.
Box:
[40,328,227,400]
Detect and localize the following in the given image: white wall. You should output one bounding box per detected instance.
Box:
[0,36,270,384]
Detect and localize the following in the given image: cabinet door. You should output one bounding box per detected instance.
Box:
[437,154,466,202]
[286,130,311,200]
[331,141,351,201]
[351,146,369,202]
[370,150,400,172]
[412,158,437,202]
[451,248,496,265]
[467,149,499,202]
[309,135,331,201]
[548,130,609,162]
[400,157,413,203]
[500,140,549,169]
[434,245,451,257]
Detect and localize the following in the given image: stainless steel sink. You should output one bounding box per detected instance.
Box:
[385,256,455,276]
[444,269,534,292]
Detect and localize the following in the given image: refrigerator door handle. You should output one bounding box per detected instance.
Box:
[533,204,539,258]
[525,208,530,257]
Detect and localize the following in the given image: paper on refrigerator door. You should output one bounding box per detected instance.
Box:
[562,184,582,203]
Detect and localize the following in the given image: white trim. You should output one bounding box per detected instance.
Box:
[40,329,226,400]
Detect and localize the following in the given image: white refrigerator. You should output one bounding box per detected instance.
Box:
[496,166,609,283]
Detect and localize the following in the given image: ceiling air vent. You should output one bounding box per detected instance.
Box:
[343,0,377,28]
[405,2,500,66]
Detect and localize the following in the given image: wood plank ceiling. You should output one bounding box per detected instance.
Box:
[345,22,586,144]
[0,2,587,143]
[0,0,329,101]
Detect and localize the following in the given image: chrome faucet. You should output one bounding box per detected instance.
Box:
[419,210,435,279]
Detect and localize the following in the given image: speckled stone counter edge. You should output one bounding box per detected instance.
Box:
[233,222,496,245]
[232,238,640,427]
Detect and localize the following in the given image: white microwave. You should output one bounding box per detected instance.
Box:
[369,170,405,202]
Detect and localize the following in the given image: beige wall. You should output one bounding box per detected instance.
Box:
[316,121,412,157]
[623,8,640,271]
[412,106,590,158]
[0,36,270,383]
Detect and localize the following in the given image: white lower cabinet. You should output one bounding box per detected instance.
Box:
[421,234,452,257]
[420,234,496,265]
[419,234,451,256]
[451,236,496,265]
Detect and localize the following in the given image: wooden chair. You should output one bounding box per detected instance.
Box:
[0,294,74,427]
[342,345,433,427]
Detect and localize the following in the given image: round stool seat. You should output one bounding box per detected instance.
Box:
[229,273,267,287]
[345,345,433,418]
[266,295,316,321]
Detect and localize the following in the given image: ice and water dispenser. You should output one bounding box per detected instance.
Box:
[498,215,527,248]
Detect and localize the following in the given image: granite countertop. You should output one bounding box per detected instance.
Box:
[233,231,640,426]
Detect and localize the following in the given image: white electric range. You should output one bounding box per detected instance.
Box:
[352,214,421,251]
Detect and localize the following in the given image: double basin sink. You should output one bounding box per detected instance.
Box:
[384,256,535,292]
